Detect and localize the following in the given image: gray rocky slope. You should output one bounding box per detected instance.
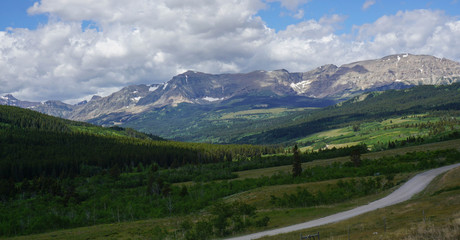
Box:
[2,54,460,122]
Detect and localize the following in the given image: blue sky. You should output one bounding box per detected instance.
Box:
[0,1,46,30]
[2,1,458,32]
[0,0,459,102]
[258,0,460,33]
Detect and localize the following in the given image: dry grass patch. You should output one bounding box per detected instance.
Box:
[400,221,460,240]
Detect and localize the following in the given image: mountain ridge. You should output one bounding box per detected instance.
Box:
[2,54,460,126]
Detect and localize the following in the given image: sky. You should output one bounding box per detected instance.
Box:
[0,0,459,103]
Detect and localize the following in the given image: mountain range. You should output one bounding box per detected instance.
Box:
[2,53,460,142]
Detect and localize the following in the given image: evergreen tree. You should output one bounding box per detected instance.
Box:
[350,149,361,167]
[292,144,302,177]
[179,185,189,197]
[109,164,121,179]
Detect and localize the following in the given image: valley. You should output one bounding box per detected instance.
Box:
[1,103,460,239]
[1,55,460,239]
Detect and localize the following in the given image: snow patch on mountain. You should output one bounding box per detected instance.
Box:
[131,96,142,103]
[149,86,159,92]
[290,81,313,94]
[202,96,224,102]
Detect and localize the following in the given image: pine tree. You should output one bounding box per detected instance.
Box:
[292,144,302,177]
[109,164,121,179]
[350,149,361,167]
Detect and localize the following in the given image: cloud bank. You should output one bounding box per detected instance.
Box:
[0,0,459,103]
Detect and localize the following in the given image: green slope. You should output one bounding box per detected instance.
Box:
[0,105,162,140]
[237,84,460,144]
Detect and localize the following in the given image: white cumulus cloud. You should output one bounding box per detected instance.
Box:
[0,1,459,103]
[356,10,460,59]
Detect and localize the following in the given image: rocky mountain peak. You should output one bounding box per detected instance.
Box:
[3,94,17,100]
[67,84,151,121]
[0,94,41,108]
[90,95,102,101]
[273,69,290,73]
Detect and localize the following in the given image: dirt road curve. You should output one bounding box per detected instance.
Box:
[226,163,460,240]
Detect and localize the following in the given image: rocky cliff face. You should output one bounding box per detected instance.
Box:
[291,54,460,99]
[2,54,460,122]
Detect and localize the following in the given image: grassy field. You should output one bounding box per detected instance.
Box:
[218,108,315,120]
[297,115,460,151]
[260,166,460,240]
[7,167,457,240]
[5,215,185,240]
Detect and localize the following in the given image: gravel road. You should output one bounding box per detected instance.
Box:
[226,163,460,240]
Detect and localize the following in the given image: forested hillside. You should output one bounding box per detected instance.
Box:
[0,105,273,181]
[0,105,277,237]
